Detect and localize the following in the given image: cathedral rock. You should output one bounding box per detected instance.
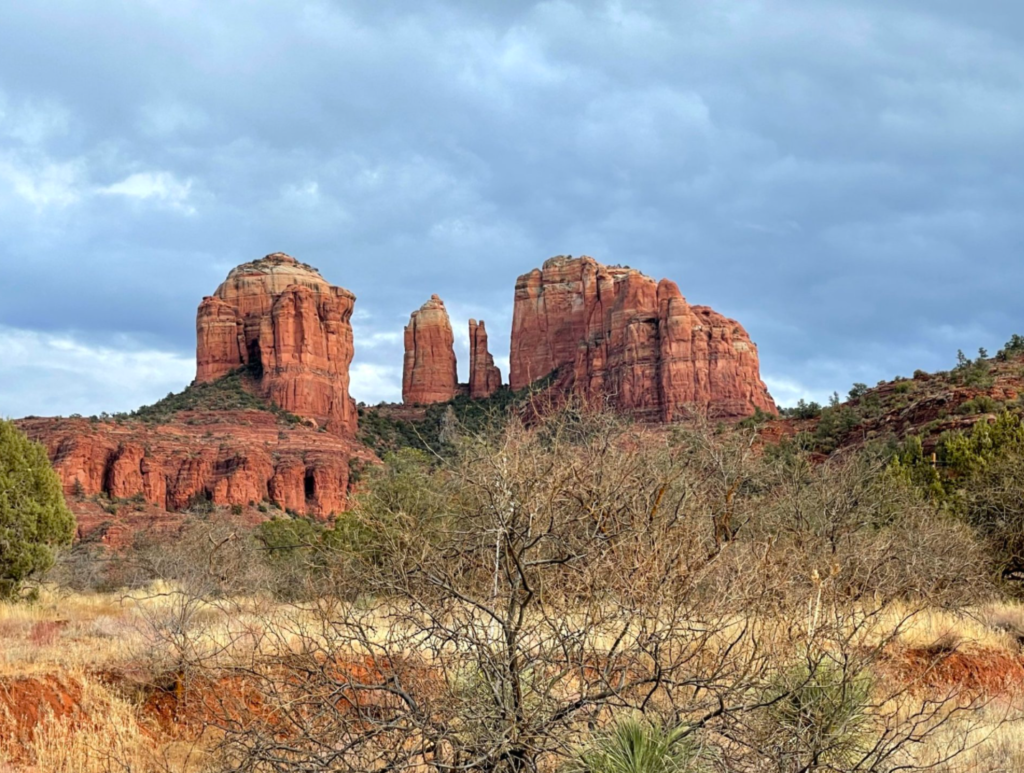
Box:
[510,256,776,420]
[196,253,357,435]
[468,319,502,400]
[19,253,367,537]
[402,295,459,405]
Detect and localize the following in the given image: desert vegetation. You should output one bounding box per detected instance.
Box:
[0,418,75,599]
[7,400,1024,771]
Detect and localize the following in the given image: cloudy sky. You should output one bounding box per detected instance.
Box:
[2,1,1022,418]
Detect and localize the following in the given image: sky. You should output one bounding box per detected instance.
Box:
[2,1,1023,418]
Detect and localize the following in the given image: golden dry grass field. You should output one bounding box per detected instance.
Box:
[3,586,1024,772]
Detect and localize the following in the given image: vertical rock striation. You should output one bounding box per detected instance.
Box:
[195,253,357,435]
[510,256,776,420]
[468,319,502,399]
[402,295,458,405]
[20,414,359,524]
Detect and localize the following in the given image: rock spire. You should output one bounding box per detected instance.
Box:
[402,294,458,405]
[468,319,502,399]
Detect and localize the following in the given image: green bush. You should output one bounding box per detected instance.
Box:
[847,383,869,400]
[0,419,76,597]
[736,406,775,429]
[952,348,994,388]
[781,399,823,420]
[571,718,707,773]
[358,372,558,457]
[761,655,873,771]
[998,333,1024,361]
[957,395,1003,415]
[124,367,303,426]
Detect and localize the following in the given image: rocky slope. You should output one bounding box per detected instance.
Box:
[769,348,1024,457]
[196,253,357,435]
[402,295,459,405]
[510,256,776,420]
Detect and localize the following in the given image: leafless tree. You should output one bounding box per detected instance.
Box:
[164,407,1005,772]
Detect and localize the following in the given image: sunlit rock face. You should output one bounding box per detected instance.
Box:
[195,253,357,435]
[510,256,776,420]
[468,319,502,400]
[402,294,459,405]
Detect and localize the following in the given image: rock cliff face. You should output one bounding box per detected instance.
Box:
[195,253,357,435]
[510,256,776,420]
[18,412,367,535]
[468,319,502,400]
[402,295,458,405]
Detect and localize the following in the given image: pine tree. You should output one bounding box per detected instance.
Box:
[0,419,76,598]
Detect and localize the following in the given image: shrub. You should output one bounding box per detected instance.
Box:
[953,348,994,388]
[736,406,775,429]
[957,395,1003,415]
[998,333,1024,361]
[125,367,303,426]
[759,655,873,771]
[781,399,823,420]
[848,383,869,400]
[572,718,707,773]
[0,419,76,597]
[173,407,991,772]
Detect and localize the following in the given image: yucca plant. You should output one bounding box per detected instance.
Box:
[572,718,707,773]
[761,654,874,771]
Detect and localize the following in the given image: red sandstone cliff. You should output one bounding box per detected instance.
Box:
[402,295,458,405]
[468,319,502,400]
[196,253,357,435]
[19,412,367,539]
[510,256,776,420]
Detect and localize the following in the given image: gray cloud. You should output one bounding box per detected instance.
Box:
[1,0,1022,416]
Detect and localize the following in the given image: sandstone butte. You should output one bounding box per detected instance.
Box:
[196,252,357,435]
[468,319,502,400]
[509,256,777,420]
[18,253,368,540]
[402,295,459,405]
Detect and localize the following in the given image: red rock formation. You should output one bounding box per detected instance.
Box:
[510,256,776,420]
[402,295,458,405]
[195,253,357,435]
[18,411,370,535]
[17,252,369,541]
[468,319,502,399]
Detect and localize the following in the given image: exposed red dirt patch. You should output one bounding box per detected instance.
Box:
[880,646,1024,697]
[0,674,85,758]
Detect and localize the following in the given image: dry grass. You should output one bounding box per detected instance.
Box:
[876,603,1024,653]
[0,668,210,773]
[3,587,1024,771]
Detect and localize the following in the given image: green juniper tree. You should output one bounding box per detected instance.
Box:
[0,419,76,598]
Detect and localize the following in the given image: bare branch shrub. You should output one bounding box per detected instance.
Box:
[170,407,1003,772]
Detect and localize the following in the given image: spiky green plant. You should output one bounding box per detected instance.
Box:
[762,655,874,771]
[572,718,706,773]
